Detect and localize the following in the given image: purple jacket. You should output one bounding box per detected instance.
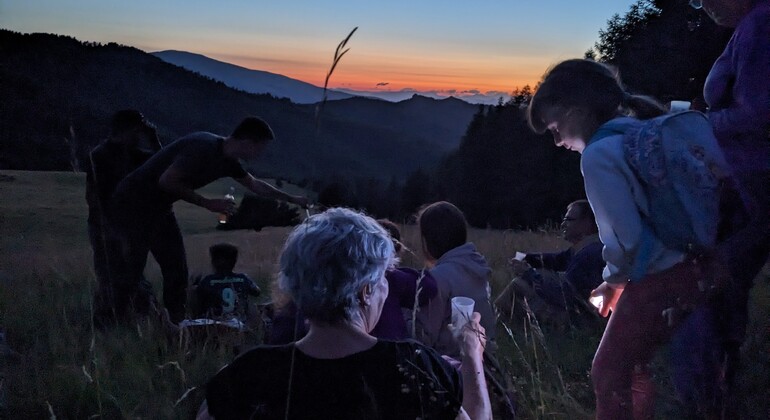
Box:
[268,267,437,344]
[371,267,437,340]
[704,1,770,175]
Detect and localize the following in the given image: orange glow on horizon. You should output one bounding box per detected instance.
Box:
[213,50,544,97]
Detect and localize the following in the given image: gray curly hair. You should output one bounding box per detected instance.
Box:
[278,207,397,323]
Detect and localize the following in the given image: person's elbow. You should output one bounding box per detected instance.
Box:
[158,170,188,195]
[158,172,176,193]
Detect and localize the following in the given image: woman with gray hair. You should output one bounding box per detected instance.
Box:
[199,208,491,419]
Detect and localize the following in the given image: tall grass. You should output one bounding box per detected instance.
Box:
[1,170,768,418]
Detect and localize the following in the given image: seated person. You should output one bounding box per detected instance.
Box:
[371,219,438,340]
[495,200,603,322]
[193,243,261,321]
[415,201,496,358]
[265,220,439,343]
[199,208,491,420]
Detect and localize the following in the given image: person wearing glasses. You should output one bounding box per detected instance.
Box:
[495,200,603,325]
[671,1,770,417]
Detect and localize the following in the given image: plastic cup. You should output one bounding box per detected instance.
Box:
[669,100,691,113]
[589,295,603,310]
[451,296,475,330]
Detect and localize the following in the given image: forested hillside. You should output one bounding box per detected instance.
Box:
[0,30,471,182]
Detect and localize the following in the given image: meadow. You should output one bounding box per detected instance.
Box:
[0,170,767,419]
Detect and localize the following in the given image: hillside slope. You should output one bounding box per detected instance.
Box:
[152,50,354,104]
[0,30,473,181]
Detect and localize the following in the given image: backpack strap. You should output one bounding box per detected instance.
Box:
[624,120,661,282]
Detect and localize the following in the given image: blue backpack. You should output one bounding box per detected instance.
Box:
[590,111,734,281]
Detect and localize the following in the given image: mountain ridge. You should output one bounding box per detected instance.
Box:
[152,49,503,105]
[152,50,355,104]
[0,30,477,182]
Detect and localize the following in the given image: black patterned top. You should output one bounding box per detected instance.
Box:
[205,340,463,420]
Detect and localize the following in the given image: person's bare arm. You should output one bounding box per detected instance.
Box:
[158,164,234,213]
[457,312,492,420]
[455,407,472,420]
[235,174,308,207]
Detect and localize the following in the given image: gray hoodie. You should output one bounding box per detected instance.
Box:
[416,242,496,357]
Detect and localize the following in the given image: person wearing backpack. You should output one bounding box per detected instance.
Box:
[526,59,730,420]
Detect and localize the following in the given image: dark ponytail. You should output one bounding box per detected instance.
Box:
[528,59,668,141]
[622,94,667,120]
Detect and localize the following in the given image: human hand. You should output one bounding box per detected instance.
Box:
[508,258,531,276]
[204,198,236,215]
[455,312,486,357]
[590,281,625,317]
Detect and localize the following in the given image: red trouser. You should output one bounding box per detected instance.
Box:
[591,260,708,420]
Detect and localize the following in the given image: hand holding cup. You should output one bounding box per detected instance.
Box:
[457,311,486,357]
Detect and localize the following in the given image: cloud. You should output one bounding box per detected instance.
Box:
[375,82,389,86]
[460,89,481,95]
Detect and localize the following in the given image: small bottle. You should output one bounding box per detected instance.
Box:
[219,187,236,224]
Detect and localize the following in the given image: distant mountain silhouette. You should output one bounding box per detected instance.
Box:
[152,50,509,105]
[152,50,354,104]
[334,88,511,106]
[0,30,476,182]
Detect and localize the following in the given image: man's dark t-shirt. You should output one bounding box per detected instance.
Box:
[206,340,463,420]
[112,132,247,214]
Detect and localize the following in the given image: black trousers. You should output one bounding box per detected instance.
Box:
[111,210,189,323]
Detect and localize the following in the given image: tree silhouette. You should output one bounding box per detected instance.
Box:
[590,0,731,100]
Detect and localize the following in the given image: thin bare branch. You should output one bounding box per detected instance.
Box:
[315,27,358,134]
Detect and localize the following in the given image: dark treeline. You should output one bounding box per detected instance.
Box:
[313,97,584,229]
[0,30,474,182]
[589,0,731,100]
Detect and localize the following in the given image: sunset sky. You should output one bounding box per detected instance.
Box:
[2,0,639,99]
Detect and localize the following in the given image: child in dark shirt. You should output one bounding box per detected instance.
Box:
[194,243,261,321]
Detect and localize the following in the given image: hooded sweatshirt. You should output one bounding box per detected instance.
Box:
[416,243,495,357]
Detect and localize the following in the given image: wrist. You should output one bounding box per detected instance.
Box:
[462,352,485,372]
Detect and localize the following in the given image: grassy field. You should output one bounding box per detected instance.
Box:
[0,170,768,419]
